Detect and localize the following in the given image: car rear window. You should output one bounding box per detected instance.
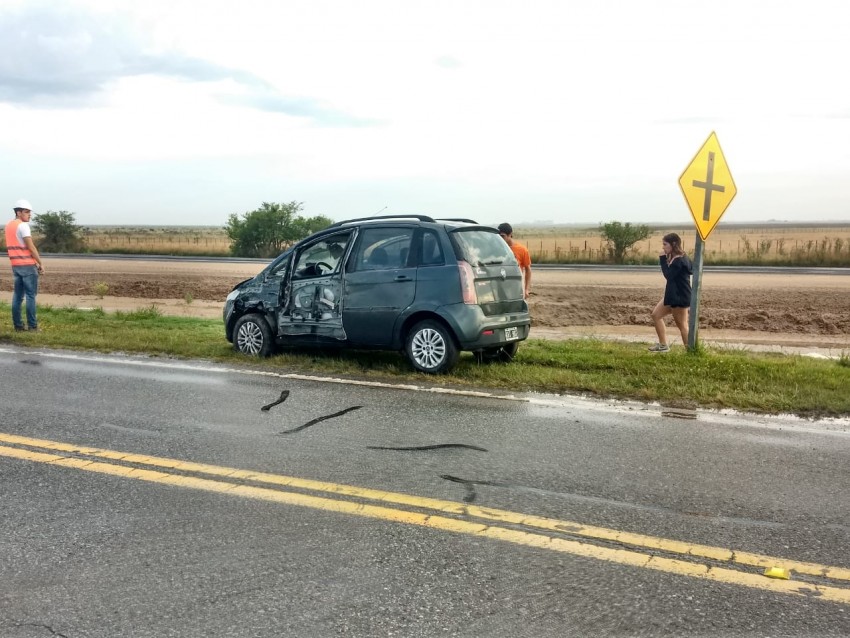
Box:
[450,229,516,266]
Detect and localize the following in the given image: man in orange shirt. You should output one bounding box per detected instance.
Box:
[498,222,531,299]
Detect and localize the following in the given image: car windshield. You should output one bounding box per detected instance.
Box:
[451,228,515,266]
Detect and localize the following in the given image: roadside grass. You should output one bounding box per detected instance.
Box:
[2,304,848,417]
[0,304,230,360]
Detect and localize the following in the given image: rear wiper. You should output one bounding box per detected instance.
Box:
[481,259,504,265]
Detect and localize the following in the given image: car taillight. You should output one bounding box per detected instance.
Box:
[458,261,477,304]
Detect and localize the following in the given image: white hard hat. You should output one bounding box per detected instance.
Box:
[14,199,33,211]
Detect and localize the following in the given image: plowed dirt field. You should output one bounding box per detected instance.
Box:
[5,257,849,352]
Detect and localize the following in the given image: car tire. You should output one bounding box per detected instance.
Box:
[405,319,459,374]
[476,341,519,364]
[233,314,274,357]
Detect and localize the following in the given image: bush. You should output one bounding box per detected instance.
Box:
[225,201,333,258]
[599,221,651,264]
[32,211,87,252]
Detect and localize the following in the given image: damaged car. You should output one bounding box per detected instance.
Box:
[223,215,531,373]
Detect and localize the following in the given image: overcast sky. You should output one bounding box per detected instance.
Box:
[2,0,849,227]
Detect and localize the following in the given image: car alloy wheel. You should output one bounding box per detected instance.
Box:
[411,328,446,369]
[405,319,459,373]
[234,314,273,357]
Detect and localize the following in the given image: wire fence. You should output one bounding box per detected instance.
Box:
[10,226,849,266]
[519,230,850,266]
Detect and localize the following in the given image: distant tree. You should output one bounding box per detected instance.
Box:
[599,221,651,264]
[31,210,87,253]
[295,213,335,237]
[225,201,333,258]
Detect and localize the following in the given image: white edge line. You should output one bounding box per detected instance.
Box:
[0,347,527,402]
[3,347,850,430]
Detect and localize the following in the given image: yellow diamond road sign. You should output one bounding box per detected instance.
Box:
[679,132,737,241]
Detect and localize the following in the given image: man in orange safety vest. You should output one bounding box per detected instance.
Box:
[5,199,44,331]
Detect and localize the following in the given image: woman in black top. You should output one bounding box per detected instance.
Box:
[649,233,692,352]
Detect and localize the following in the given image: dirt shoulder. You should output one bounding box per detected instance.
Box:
[6,257,850,355]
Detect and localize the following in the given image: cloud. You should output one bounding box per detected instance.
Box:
[0,4,372,126]
[653,117,727,126]
[435,56,462,70]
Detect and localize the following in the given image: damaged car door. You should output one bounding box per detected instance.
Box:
[278,232,352,341]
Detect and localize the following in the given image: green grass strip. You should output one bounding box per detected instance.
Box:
[2,303,848,417]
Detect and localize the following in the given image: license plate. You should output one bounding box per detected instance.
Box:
[504,326,519,341]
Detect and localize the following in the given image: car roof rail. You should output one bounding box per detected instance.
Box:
[329,214,436,227]
[437,218,478,224]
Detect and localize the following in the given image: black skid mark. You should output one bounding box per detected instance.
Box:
[13,623,69,638]
[367,443,487,452]
[276,406,362,435]
[261,390,290,412]
[440,474,479,503]
[440,475,516,503]
[19,359,41,365]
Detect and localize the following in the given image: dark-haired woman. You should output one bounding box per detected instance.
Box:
[649,233,692,352]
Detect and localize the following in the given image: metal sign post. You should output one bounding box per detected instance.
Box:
[688,234,705,350]
[678,132,737,352]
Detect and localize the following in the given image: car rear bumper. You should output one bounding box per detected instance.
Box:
[439,302,531,349]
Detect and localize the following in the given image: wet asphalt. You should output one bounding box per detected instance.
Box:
[1,346,849,637]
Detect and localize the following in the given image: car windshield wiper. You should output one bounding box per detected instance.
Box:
[481,259,504,265]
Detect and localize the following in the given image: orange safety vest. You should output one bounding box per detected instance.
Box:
[5,219,38,267]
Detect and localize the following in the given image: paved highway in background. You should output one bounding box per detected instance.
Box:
[31,252,850,275]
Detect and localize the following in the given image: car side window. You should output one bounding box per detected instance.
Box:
[420,230,445,266]
[354,228,415,271]
[293,233,351,278]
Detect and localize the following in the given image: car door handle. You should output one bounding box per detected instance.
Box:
[394,275,412,282]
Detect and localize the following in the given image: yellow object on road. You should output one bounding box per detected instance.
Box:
[764,567,791,580]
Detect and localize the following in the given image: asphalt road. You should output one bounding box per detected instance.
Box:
[38,252,850,276]
[2,346,850,637]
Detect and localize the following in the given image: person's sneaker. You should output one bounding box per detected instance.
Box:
[648,343,670,352]
[27,327,39,333]
[14,326,26,332]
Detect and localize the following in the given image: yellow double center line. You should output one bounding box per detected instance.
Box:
[2,431,849,603]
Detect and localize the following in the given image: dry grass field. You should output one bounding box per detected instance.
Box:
[80,226,230,255]
[69,223,850,265]
[514,222,850,265]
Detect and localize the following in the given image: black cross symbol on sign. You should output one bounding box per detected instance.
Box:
[692,151,725,221]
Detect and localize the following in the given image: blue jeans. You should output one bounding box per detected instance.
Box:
[12,265,39,329]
